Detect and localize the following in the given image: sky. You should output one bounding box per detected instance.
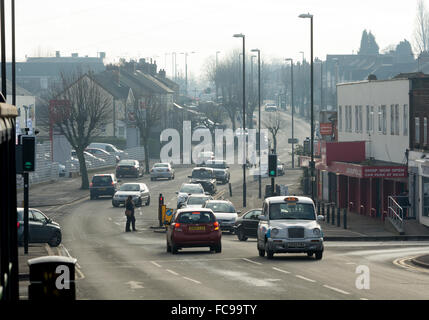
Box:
[1,0,420,80]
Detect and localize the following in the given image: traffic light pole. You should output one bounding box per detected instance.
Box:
[23,172,29,254]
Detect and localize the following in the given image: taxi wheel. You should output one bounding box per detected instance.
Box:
[112,201,119,207]
[266,250,274,259]
[237,228,248,241]
[166,242,171,253]
[307,252,314,257]
[315,251,323,260]
[214,242,222,253]
[258,249,265,257]
[146,196,150,206]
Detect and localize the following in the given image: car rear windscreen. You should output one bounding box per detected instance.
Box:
[92,176,113,185]
[177,212,215,224]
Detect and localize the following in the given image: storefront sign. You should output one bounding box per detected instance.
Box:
[320,123,333,135]
[363,167,407,178]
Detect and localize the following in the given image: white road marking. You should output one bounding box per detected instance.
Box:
[183,277,201,284]
[242,258,262,265]
[272,267,291,274]
[108,217,112,221]
[126,281,144,289]
[295,275,316,283]
[323,285,350,295]
[360,298,369,300]
[150,261,162,268]
[166,269,179,276]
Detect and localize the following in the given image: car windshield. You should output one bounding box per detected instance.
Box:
[119,160,135,166]
[192,169,213,179]
[205,202,235,213]
[119,184,140,191]
[180,185,203,194]
[269,203,316,220]
[187,196,210,205]
[206,162,226,169]
[177,212,214,224]
[154,163,168,167]
[92,176,113,184]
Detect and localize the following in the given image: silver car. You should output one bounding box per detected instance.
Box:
[176,183,205,208]
[182,194,213,209]
[203,200,240,233]
[257,196,324,260]
[150,163,175,181]
[112,183,150,207]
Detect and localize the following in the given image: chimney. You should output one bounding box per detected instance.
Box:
[159,69,166,79]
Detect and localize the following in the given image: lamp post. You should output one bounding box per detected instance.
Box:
[285,58,295,168]
[180,51,195,96]
[234,33,246,208]
[216,51,221,101]
[251,48,261,198]
[299,12,315,201]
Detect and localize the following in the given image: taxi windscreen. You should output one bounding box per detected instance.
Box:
[269,203,315,220]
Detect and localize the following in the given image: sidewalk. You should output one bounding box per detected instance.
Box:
[412,255,429,269]
[18,244,52,300]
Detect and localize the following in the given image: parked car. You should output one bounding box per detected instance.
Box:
[181,194,213,209]
[257,196,324,260]
[150,163,175,181]
[166,208,222,254]
[204,160,230,184]
[176,183,206,208]
[233,208,262,241]
[189,167,217,195]
[90,174,119,199]
[203,200,239,233]
[86,147,120,163]
[112,183,150,207]
[17,208,62,247]
[116,159,143,178]
[265,103,278,112]
[277,158,285,176]
[58,164,66,177]
[88,142,128,160]
[72,150,106,166]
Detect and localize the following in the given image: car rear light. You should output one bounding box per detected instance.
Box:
[111,182,115,186]
[17,222,20,228]
[90,182,93,187]
[214,221,219,231]
[174,223,180,228]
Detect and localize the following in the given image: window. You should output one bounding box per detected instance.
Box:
[338,106,342,131]
[359,105,363,132]
[404,104,408,136]
[366,105,370,132]
[425,117,428,146]
[355,105,359,133]
[378,106,382,132]
[390,105,395,135]
[370,106,374,132]
[382,105,387,135]
[395,104,400,135]
[423,177,429,217]
[416,117,420,144]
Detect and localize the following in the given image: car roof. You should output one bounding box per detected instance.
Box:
[265,196,314,205]
[193,167,213,171]
[205,200,233,204]
[176,208,214,214]
[188,194,211,198]
[93,173,114,177]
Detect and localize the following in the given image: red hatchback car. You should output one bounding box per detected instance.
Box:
[166,208,222,254]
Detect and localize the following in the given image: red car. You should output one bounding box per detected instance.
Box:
[166,208,222,254]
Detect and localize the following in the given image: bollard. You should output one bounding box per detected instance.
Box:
[331,204,335,225]
[317,201,320,216]
[322,203,325,218]
[337,207,341,227]
[229,182,232,197]
[343,208,347,229]
[326,204,330,223]
[158,193,164,227]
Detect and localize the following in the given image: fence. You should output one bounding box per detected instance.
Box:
[17,144,147,188]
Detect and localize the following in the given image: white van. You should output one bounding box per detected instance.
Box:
[88,143,127,160]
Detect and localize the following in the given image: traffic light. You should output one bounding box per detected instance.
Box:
[21,135,36,172]
[268,154,277,177]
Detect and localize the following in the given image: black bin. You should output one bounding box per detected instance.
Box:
[28,256,77,300]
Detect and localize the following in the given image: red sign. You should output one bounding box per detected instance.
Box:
[320,123,333,135]
[362,167,407,178]
[316,161,407,179]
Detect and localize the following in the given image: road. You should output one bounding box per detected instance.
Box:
[42,111,429,300]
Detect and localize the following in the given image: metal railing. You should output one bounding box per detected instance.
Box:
[388,196,404,232]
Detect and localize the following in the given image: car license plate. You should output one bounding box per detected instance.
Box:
[288,242,305,248]
[189,226,205,231]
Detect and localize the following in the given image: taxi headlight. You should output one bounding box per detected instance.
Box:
[313,228,321,236]
[271,228,280,237]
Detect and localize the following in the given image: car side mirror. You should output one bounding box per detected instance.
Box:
[188,176,192,178]
[317,215,325,221]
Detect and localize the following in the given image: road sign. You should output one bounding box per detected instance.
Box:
[288,138,298,144]
[164,208,174,225]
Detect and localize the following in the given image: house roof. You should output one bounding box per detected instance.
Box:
[93,71,130,100]
[118,69,174,96]
[1,78,34,96]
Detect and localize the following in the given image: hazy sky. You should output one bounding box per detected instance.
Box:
[3,0,420,79]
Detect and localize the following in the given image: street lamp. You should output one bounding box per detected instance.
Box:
[180,51,195,96]
[234,33,247,208]
[216,51,221,101]
[251,49,261,198]
[299,12,315,201]
[285,58,295,168]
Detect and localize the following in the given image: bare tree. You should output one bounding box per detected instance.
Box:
[132,94,163,173]
[50,71,111,189]
[262,111,284,153]
[414,0,429,54]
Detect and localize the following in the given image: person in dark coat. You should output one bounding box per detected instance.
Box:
[125,196,137,232]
